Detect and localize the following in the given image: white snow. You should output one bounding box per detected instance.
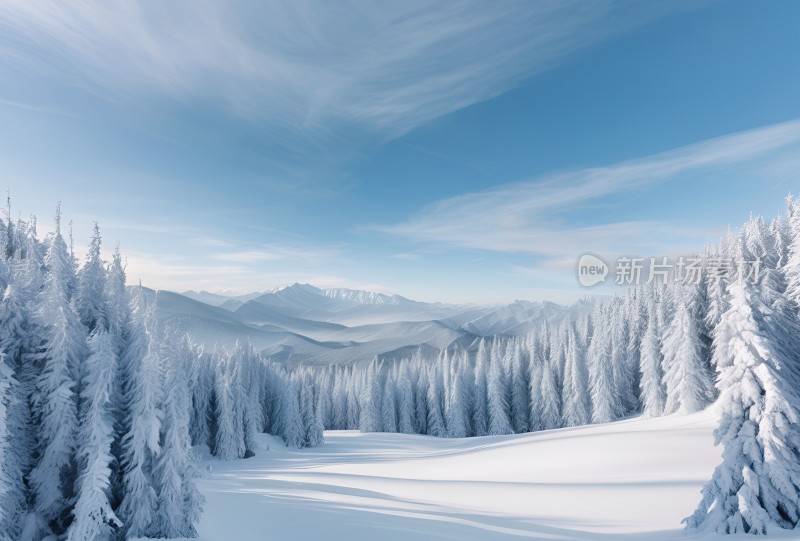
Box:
[193,409,800,540]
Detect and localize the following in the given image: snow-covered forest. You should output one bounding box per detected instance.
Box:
[0,208,322,540]
[3,196,800,539]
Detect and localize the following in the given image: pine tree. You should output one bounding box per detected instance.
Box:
[686,276,800,533]
[539,357,561,430]
[359,360,382,433]
[445,355,468,438]
[784,196,800,307]
[29,306,83,530]
[213,359,239,459]
[67,330,121,541]
[331,369,348,430]
[509,340,530,433]
[609,302,637,414]
[152,339,203,538]
[705,240,731,364]
[396,363,415,435]
[588,306,623,424]
[309,390,325,447]
[662,287,715,414]
[381,377,397,433]
[426,364,446,437]
[487,341,513,435]
[74,223,106,332]
[301,373,324,447]
[639,292,666,417]
[561,322,590,427]
[346,368,360,430]
[278,379,304,448]
[472,339,490,436]
[189,349,214,448]
[413,359,428,434]
[0,353,19,541]
[117,297,162,538]
[28,211,83,532]
[0,284,35,540]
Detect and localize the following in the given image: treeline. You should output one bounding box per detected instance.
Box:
[293,279,718,438]
[185,341,323,457]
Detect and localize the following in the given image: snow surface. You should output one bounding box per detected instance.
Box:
[190,409,799,540]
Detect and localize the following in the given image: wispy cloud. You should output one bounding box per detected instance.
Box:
[210,244,340,264]
[373,118,800,260]
[391,252,421,261]
[0,1,693,145]
[0,97,76,117]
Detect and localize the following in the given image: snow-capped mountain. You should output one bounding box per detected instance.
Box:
[142,283,569,364]
[323,287,409,305]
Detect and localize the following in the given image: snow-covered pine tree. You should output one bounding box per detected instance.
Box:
[509,340,530,433]
[117,291,161,539]
[426,363,446,437]
[472,339,490,436]
[74,223,106,332]
[445,353,469,438]
[213,358,239,459]
[28,211,83,533]
[359,360,382,433]
[301,372,324,447]
[396,362,415,434]
[279,378,305,448]
[331,368,348,430]
[609,301,637,415]
[189,348,214,448]
[234,344,263,456]
[686,274,800,533]
[487,340,513,436]
[561,322,590,427]
[662,286,716,414]
[0,352,19,541]
[346,366,361,430]
[705,239,732,364]
[639,289,666,417]
[413,356,429,434]
[784,196,800,307]
[588,305,623,424]
[309,386,325,446]
[152,335,203,538]
[625,289,646,409]
[538,356,561,431]
[67,330,121,541]
[381,376,397,433]
[316,367,334,430]
[0,283,36,540]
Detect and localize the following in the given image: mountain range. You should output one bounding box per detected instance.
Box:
[143,283,574,365]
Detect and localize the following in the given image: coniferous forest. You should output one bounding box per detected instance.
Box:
[2,196,800,538]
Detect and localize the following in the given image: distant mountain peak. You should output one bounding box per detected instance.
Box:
[323,287,409,306]
[265,283,412,306]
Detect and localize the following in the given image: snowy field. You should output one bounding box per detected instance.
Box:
[192,408,797,541]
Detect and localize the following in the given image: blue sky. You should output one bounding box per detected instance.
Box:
[1,0,799,303]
